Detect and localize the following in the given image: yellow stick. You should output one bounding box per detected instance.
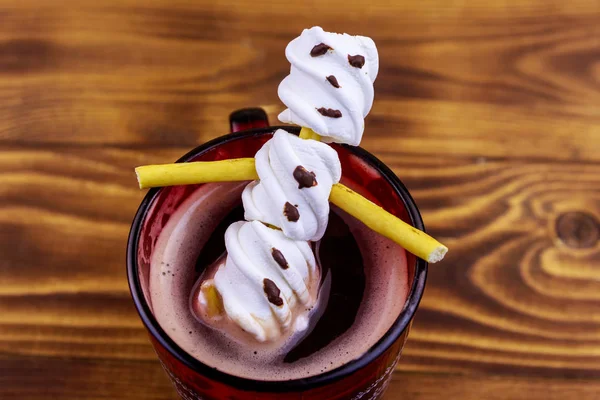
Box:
[299,127,322,141]
[135,158,258,189]
[135,159,447,263]
[329,184,447,263]
[296,126,447,261]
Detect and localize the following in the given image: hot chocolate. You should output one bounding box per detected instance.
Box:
[148,181,409,381]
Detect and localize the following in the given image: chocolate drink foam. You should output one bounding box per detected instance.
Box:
[149,181,409,381]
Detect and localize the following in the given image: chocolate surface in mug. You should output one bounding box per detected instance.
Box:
[148,180,409,381]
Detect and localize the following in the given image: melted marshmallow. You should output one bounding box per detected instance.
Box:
[242,129,341,242]
[213,220,319,342]
[278,26,379,146]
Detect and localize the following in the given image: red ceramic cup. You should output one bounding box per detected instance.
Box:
[127,108,428,400]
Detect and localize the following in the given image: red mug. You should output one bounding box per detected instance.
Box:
[127,108,428,399]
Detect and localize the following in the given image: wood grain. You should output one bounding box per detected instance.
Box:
[0,2,599,160]
[3,354,599,400]
[1,0,599,398]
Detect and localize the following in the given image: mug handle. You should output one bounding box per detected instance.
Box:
[229,108,270,133]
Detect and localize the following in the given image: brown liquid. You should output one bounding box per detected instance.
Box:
[149,182,409,381]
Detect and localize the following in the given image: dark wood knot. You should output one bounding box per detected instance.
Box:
[555,212,599,249]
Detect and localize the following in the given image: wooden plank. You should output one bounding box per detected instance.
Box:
[384,372,600,400]
[1,353,599,399]
[0,3,598,161]
[0,355,177,400]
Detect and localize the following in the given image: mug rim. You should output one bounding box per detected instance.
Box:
[126,126,428,392]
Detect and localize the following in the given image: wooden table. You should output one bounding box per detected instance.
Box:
[1,1,599,398]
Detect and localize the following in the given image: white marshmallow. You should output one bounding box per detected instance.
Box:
[278,26,379,146]
[213,221,318,342]
[242,129,341,242]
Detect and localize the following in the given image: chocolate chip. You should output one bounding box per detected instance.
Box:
[283,202,299,222]
[263,278,284,306]
[317,108,342,118]
[271,248,289,270]
[310,43,332,57]
[293,166,318,189]
[326,75,340,88]
[348,54,365,68]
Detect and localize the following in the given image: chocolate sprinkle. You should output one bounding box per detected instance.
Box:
[317,107,342,118]
[263,278,284,306]
[293,166,318,189]
[310,43,332,57]
[271,248,289,270]
[283,202,300,222]
[326,75,340,88]
[348,54,365,68]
